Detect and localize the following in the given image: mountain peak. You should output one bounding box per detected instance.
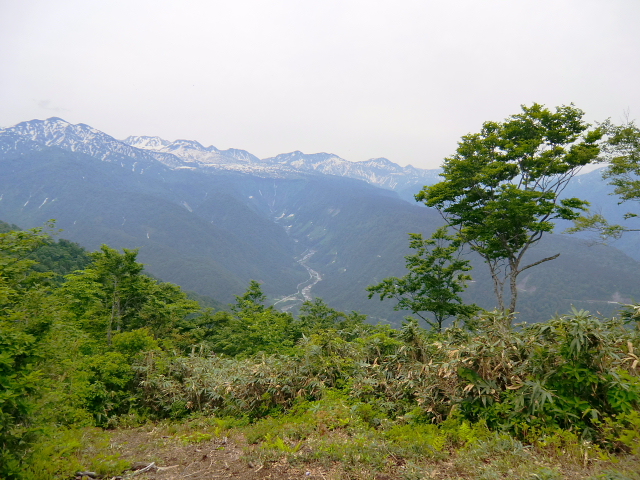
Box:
[360,157,398,168]
[123,135,171,149]
[44,116,70,124]
[169,139,207,150]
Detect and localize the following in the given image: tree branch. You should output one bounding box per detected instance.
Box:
[518,253,560,274]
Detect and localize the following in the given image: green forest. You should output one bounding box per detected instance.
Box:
[2,105,640,479]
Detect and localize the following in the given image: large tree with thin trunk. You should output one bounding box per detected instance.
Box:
[416,103,602,314]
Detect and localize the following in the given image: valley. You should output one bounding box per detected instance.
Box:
[273,249,323,311]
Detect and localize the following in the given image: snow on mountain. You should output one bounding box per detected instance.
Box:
[1,117,441,192]
[124,135,262,168]
[0,118,185,171]
[123,135,170,150]
[263,151,440,190]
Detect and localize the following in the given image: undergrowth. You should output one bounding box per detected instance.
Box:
[238,394,640,479]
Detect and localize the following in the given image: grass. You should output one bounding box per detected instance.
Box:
[22,409,639,480]
[235,396,640,480]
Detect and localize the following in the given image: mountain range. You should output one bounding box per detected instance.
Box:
[1,117,639,325]
[3,117,440,202]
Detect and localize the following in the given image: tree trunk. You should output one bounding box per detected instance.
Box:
[488,261,505,312]
[508,270,518,314]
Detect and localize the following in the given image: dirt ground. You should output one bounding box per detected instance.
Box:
[103,428,341,480]
[90,426,640,480]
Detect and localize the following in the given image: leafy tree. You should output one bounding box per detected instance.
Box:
[416,104,602,313]
[90,246,145,344]
[28,238,91,282]
[62,245,198,343]
[0,220,20,234]
[367,227,479,332]
[0,224,53,312]
[208,281,299,356]
[62,246,143,344]
[296,298,369,340]
[0,325,40,479]
[231,279,267,315]
[0,224,56,478]
[568,119,640,241]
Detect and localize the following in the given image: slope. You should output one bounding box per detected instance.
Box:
[0,148,306,302]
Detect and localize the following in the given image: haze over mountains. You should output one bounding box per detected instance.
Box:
[1,117,639,325]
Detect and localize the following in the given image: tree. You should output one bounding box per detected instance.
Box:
[416,104,602,313]
[62,245,198,343]
[367,227,479,332]
[0,224,53,316]
[568,119,640,241]
[296,298,368,339]
[0,224,56,478]
[603,119,640,204]
[208,281,299,356]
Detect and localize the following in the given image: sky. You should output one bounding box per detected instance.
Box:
[1,0,639,169]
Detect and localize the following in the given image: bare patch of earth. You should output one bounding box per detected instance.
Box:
[106,428,337,480]
[95,425,640,480]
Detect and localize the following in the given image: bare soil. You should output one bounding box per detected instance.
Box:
[97,425,640,480]
[106,428,337,480]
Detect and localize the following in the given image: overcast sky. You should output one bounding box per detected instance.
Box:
[1,0,639,169]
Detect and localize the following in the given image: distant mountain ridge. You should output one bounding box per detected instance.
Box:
[1,117,440,196]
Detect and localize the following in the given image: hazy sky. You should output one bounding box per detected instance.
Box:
[1,0,639,169]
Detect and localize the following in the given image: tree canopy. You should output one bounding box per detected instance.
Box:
[568,119,640,241]
[416,103,602,313]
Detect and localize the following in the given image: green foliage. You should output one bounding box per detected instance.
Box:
[0,324,41,479]
[565,212,628,242]
[28,239,91,282]
[603,119,640,205]
[206,284,298,356]
[61,245,199,344]
[0,224,57,478]
[23,427,129,480]
[417,103,602,313]
[0,223,208,476]
[296,298,369,342]
[83,351,137,425]
[112,328,160,360]
[569,119,640,242]
[63,245,144,344]
[3,218,640,477]
[137,353,323,419]
[0,223,54,314]
[448,309,640,441]
[0,220,20,234]
[202,282,370,357]
[138,305,640,449]
[178,431,213,444]
[599,410,640,455]
[367,226,480,332]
